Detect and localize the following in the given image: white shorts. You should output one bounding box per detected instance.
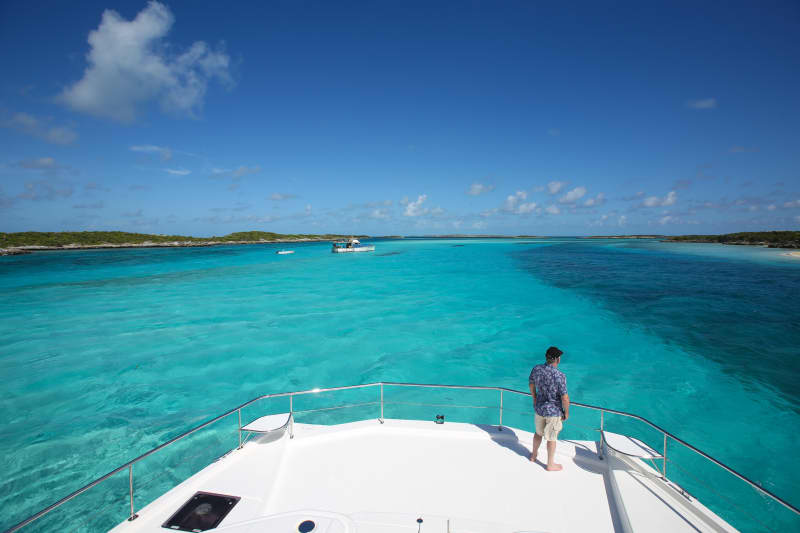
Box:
[535,413,563,442]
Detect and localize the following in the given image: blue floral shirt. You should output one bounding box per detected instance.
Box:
[529,364,568,417]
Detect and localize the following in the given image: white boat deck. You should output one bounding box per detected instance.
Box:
[111,419,735,533]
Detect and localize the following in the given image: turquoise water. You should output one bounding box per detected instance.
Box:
[1,238,798,532]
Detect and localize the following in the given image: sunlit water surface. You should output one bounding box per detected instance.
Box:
[1,238,798,531]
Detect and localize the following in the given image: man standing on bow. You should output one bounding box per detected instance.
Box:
[529,346,570,471]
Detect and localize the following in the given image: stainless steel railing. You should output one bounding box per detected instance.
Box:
[5,381,799,532]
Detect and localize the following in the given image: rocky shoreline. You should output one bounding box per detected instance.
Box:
[0,238,339,256]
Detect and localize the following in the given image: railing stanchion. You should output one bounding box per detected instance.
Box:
[289,394,294,439]
[127,465,137,521]
[663,434,668,479]
[237,408,242,449]
[498,389,503,431]
[598,411,604,460]
[380,383,384,424]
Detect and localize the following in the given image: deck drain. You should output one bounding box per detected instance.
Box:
[298,520,316,532]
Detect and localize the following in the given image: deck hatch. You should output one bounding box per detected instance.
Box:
[161,491,240,532]
[298,520,316,532]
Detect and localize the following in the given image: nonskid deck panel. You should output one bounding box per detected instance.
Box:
[110,419,732,533]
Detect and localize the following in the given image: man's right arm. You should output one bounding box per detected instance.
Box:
[529,381,536,409]
[561,393,570,421]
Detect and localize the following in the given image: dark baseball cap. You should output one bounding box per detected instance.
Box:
[546,346,563,361]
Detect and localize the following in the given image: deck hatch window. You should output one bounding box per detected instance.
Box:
[162,491,240,531]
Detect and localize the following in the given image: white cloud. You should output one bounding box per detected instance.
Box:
[545,205,560,215]
[210,202,250,212]
[85,182,110,192]
[467,183,495,196]
[504,190,526,209]
[618,215,627,226]
[270,193,297,201]
[472,221,487,230]
[559,186,587,204]
[659,215,674,225]
[73,201,104,209]
[503,191,536,214]
[2,112,78,145]
[547,181,565,194]
[60,1,232,122]
[130,144,172,160]
[686,98,717,109]
[369,208,390,220]
[767,204,776,211]
[430,206,445,216]
[784,200,800,208]
[165,168,190,175]
[404,194,428,216]
[305,204,312,215]
[516,202,537,214]
[643,190,677,207]
[48,127,78,145]
[212,165,261,179]
[18,180,73,201]
[623,191,645,201]
[583,193,605,207]
[795,215,800,223]
[19,157,57,170]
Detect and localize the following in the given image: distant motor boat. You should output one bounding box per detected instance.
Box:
[276,250,294,255]
[332,238,375,253]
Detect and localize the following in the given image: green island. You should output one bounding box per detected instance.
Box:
[665,231,800,248]
[585,235,664,239]
[0,231,369,255]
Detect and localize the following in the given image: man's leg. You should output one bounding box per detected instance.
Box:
[530,433,542,462]
[531,414,545,462]
[546,440,563,471]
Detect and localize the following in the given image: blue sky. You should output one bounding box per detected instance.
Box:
[1,1,798,236]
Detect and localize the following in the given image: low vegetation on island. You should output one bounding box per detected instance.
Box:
[0,231,369,255]
[665,231,800,248]
[585,235,664,239]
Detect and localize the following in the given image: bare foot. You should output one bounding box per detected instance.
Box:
[546,463,563,471]
[529,452,537,462]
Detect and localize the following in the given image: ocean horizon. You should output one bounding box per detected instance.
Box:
[1,237,798,532]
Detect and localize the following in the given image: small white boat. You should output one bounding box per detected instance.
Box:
[276,250,294,255]
[332,238,375,253]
